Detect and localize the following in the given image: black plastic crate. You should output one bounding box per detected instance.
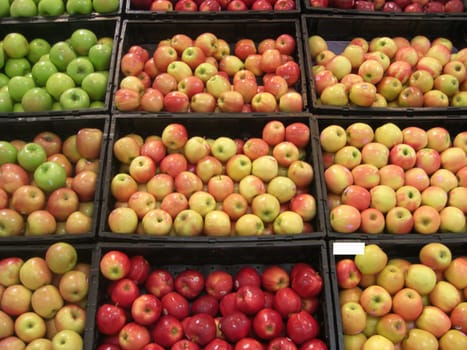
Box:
[0,17,120,118]
[0,115,110,244]
[89,240,336,350]
[314,116,466,240]
[112,19,308,114]
[98,114,326,242]
[0,0,123,22]
[302,14,467,116]
[0,243,98,350]
[303,0,467,16]
[124,0,300,18]
[329,238,467,350]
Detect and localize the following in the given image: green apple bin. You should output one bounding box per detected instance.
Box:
[0,17,120,118]
[0,2,466,349]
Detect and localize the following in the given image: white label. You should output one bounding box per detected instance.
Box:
[333,242,365,255]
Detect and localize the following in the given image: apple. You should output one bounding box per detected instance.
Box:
[1,284,32,317]
[392,287,423,322]
[336,259,362,289]
[330,204,361,233]
[349,82,377,107]
[360,285,392,317]
[354,244,388,275]
[235,213,264,236]
[341,302,367,336]
[444,257,467,289]
[352,164,381,189]
[14,312,46,343]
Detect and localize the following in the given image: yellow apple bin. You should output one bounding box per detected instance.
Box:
[330,239,467,350]
[314,117,466,241]
[0,242,98,349]
[302,14,467,116]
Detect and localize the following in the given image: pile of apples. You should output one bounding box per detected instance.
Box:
[309,34,467,108]
[0,28,112,113]
[0,242,90,349]
[131,0,295,11]
[336,242,467,350]
[114,32,303,113]
[0,0,119,18]
[97,249,327,350]
[107,120,317,236]
[0,126,103,236]
[309,0,464,13]
[320,121,466,234]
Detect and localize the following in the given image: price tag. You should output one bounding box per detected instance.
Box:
[333,242,365,255]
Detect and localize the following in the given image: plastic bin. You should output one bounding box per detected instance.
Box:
[328,238,467,350]
[301,14,467,116]
[0,115,110,244]
[314,116,466,240]
[112,18,308,114]
[0,243,98,349]
[89,240,336,350]
[98,114,326,242]
[0,17,120,117]
[124,0,300,18]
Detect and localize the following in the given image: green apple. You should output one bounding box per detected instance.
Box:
[97,36,113,47]
[9,0,38,17]
[34,161,67,192]
[81,71,107,101]
[45,72,75,101]
[90,100,104,108]
[27,38,51,64]
[88,43,112,71]
[66,0,93,15]
[92,0,119,12]
[0,73,9,88]
[66,57,94,85]
[52,101,62,110]
[0,141,18,165]
[0,42,4,69]
[31,60,58,86]
[0,0,10,17]
[17,142,47,171]
[0,91,14,112]
[69,28,97,56]
[7,75,35,102]
[59,87,90,110]
[4,57,31,78]
[21,87,53,112]
[13,103,24,112]
[37,0,65,16]
[2,33,29,58]
[49,41,77,72]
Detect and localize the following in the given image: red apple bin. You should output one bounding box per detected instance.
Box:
[98,114,326,241]
[111,18,308,114]
[0,17,120,118]
[87,240,336,349]
[301,14,467,116]
[0,116,110,244]
[328,238,467,350]
[303,0,467,16]
[124,0,300,18]
[314,116,466,241]
[0,243,98,348]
